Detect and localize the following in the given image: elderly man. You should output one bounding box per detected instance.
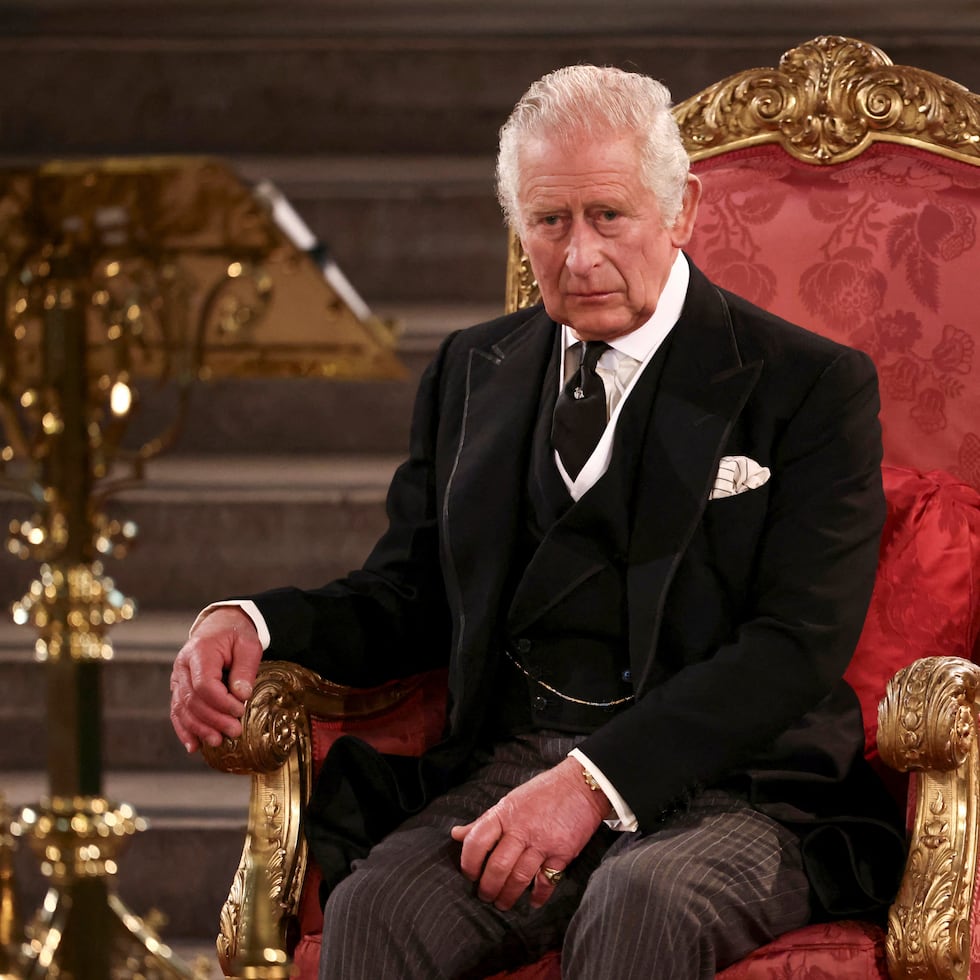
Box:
[171,65,904,978]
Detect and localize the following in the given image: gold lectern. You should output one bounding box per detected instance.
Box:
[0,157,403,978]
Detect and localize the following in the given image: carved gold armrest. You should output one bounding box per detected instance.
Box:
[878,655,980,980]
[200,661,421,977]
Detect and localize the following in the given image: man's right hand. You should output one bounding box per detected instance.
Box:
[169,606,263,753]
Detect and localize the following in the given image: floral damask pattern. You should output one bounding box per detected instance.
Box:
[716,922,888,979]
[799,248,887,328]
[693,154,794,310]
[687,144,980,490]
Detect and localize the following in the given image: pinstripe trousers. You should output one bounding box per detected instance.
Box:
[318,732,811,980]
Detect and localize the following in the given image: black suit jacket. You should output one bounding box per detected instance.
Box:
[251,260,903,911]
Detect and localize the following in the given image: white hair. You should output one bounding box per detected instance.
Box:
[496,65,690,234]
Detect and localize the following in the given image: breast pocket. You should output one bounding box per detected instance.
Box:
[700,484,771,585]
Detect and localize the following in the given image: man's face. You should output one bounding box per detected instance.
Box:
[517,133,700,341]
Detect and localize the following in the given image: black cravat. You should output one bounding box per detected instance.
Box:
[551,340,610,479]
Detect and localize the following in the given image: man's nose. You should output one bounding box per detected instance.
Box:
[565,223,602,276]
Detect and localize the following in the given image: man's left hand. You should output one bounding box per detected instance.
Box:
[450,756,610,911]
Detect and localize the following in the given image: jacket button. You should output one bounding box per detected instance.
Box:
[516,638,532,654]
[532,696,547,711]
[621,669,632,682]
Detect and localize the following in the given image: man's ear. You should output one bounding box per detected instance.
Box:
[669,174,702,248]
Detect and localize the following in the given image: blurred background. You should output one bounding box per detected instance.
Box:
[0,0,978,968]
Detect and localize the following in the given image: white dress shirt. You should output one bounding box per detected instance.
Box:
[555,252,689,499]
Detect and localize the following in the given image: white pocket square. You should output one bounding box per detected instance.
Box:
[709,456,771,499]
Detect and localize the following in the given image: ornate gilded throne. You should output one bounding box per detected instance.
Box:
[203,36,980,980]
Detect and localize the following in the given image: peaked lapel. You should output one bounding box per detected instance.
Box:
[439,306,557,726]
[627,265,762,691]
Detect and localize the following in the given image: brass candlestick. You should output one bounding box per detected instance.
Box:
[0,157,403,978]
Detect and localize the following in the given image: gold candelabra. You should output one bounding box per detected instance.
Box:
[0,157,402,978]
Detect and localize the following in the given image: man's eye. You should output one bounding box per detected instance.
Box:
[600,210,619,222]
[542,215,560,226]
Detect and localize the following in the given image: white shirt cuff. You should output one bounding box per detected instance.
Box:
[568,747,639,832]
[191,600,271,651]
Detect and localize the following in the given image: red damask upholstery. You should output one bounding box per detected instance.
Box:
[686,144,980,491]
[717,922,889,980]
[284,466,980,978]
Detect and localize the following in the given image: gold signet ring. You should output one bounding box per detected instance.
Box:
[541,866,564,885]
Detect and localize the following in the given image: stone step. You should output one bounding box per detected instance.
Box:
[232,157,509,305]
[0,453,399,614]
[0,613,205,771]
[2,769,250,947]
[122,301,498,457]
[0,148,506,307]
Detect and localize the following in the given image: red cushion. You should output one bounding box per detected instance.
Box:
[715,921,888,979]
[293,923,889,979]
[844,466,980,796]
[483,922,888,979]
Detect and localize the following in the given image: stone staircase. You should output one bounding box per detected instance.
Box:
[2,1,980,970]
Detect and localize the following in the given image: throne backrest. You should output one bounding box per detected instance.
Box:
[506,35,980,493]
[670,39,980,763]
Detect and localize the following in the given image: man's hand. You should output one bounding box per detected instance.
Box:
[169,607,263,753]
[450,756,610,911]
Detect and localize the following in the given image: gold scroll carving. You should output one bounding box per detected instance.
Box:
[879,656,980,980]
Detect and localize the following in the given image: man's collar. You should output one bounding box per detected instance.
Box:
[561,251,690,361]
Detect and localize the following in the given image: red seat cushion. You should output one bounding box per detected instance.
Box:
[715,921,888,979]
[293,917,889,979]
[469,922,888,980]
